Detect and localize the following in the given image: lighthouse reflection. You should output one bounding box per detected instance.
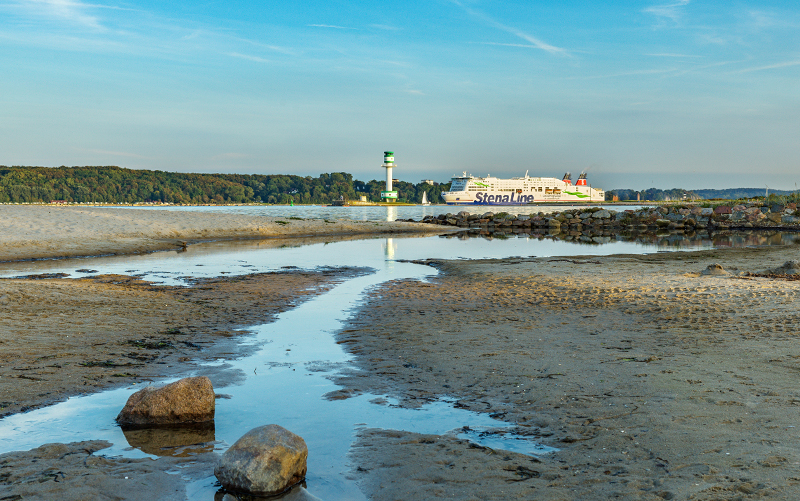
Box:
[385,205,397,222]
[383,238,396,260]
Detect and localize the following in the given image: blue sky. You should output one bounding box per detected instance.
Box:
[1,0,798,190]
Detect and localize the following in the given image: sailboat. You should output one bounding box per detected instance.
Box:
[421,191,431,206]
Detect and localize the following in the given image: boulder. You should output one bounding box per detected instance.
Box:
[782,215,800,225]
[116,376,215,427]
[767,260,800,275]
[714,206,732,215]
[592,209,611,219]
[701,264,729,276]
[215,425,308,497]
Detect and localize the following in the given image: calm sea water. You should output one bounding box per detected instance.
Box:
[115,203,648,221]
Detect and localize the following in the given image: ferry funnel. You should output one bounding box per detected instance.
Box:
[576,172,587,186]
[562,172,572,185]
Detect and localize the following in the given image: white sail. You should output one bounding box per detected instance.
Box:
[421,192,430,205]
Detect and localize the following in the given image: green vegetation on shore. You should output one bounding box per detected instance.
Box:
[0,166,451,205]
[606,187,800,202]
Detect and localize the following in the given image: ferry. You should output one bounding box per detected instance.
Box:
[441,171,604,205]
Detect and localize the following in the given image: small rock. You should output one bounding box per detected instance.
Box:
[116,376,215,427]
[701,264,729,276]
[215,425,308,497]
[767,260,800,275]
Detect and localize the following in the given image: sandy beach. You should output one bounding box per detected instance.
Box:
[337,247,800,499]
[2,205,800,499]
[0,205,447,262]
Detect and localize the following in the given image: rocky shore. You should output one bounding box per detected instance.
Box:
[414,202,800,235]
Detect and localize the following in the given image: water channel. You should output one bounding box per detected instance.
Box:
[1,226,799,499]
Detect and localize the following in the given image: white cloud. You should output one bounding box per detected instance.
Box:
[229,52,270,63]
[449,0,566,55]
[307,24,357,30]
[17,0,105,29]
[732,60,800,74]
[643,0,690,23]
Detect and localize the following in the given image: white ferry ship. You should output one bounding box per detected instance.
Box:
[441,172,604,205]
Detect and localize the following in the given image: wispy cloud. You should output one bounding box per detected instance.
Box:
[16,0,106,29]
[478,41,561,51]
[732,60,800,74]
[449,0,566,55]
[307,24,357,30]
[229,52,269,63]
[406,89,424,95]
[643,0,690,23]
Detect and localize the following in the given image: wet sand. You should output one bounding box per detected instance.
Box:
[0,269,368,417]
[337,245,800,499]
[4,203,800,499]
[0,205,445,499]
[0,205,447,262]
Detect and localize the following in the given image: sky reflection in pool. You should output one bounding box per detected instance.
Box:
[0,231,705,285]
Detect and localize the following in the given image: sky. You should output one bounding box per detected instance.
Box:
[1,0,798,190]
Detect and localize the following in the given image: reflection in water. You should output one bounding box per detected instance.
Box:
[452,227,800,250]
[121,423,216,457]
[385,205,397,222]
[383,238,396,260]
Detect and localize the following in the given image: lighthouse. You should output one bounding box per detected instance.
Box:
[380,151,398,202]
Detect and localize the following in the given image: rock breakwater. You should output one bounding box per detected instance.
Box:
[411,203,800,240]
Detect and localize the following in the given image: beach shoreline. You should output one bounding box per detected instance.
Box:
[0,205,452,262]
[336,246,800,499]
[3,205,800,499]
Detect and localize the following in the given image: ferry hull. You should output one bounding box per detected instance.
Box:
[441,172,604,205]
[441,192,600,205]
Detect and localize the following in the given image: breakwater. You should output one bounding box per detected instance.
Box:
[412,202,800,241]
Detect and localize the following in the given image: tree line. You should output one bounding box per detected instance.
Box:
[606,187,799,202]
[0,166,452,205]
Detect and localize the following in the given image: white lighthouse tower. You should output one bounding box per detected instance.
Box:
[380,151,398,202]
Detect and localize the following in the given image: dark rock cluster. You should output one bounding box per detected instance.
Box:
[416,202,800,235]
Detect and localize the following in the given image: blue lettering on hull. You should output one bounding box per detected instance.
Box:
[469,192,535,205]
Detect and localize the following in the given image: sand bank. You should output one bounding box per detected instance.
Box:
[0,205,449,262]
[0,268,368,417]
[337,245,800,499]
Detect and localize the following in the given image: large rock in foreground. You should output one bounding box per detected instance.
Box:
[215,425,308,497]
[116,376,215,427]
